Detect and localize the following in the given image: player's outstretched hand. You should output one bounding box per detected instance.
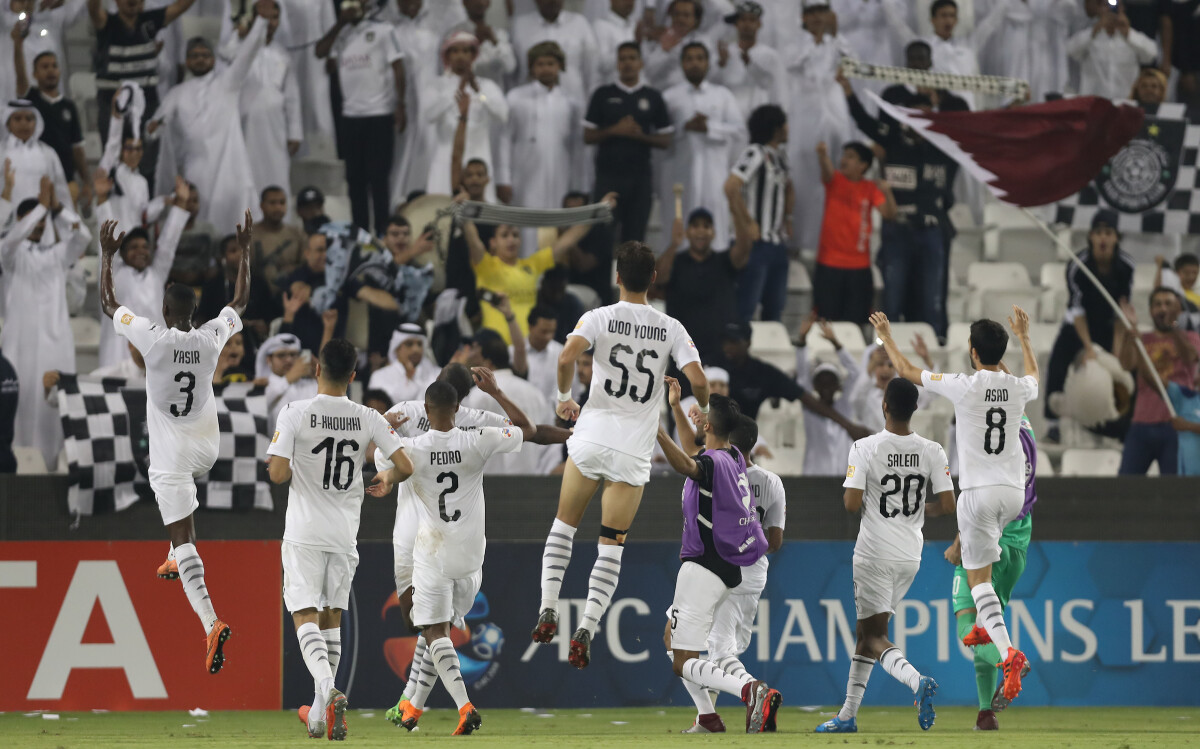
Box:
[236,209,254,249]
[869,311,891,340]
[556,398,580,422]
[664,375,681,407]
[472,366,499,395]
[1008,305,1030,338]
[367,471,394,497]
[99,220,125,258]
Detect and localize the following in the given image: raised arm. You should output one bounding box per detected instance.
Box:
[656,424,704,480]
[222,10,268,91]
[654,216,684,287]
[460,216,488,267]
[551,193,616,264]
[163,0,199,26]
[150,177,190,275]
[450,89,469,191]
[12,27,30,97]
[869,311,924,384]
[315,10,351,59]
[1008,305,1039,382]
[816,141,834,184]
[665,376,698,448]
[471,366,535,441]
[555,333,589,421]
[86,0,106,29]
[98,219,127,318]
[229,209,254,315]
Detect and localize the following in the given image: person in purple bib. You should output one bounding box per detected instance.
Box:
[656,386,782,734]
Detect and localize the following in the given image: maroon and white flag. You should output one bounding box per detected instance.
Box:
[866,92,1145,207]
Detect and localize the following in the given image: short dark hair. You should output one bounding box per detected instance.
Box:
[615,241,656,293]
[218,234,238,254]
[424,380,459,413]
[527,40,566,72]
[480,335,511,370]
[668,0,703,23]
[32,51,56,68]
[747,104,786,146]
[120,227,150,251]
[884,377,920,422]
[437,363,474,403]
[15,198,39,218]
[528,305,557,327]
[387,214,410,231]
[729,415,758,458]
[163,282,197,321]
[906,40,932,58]
[363,388,392,407]
[680,41,709,61]
[1151,286,1182,305]
[707,394,742,439]
[465,158,489,173]
[969,319,1008,365]
[617,41,641,57]
[843,142,875,169]
[319,338,358,384]
[260,185,286,203]
[1175,253,1199,271]
[930,0,957,16]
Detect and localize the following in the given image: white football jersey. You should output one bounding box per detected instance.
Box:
[268,394,405,553]
[402,426,524,578]
[921,369,1038,490]
[374,401,512,545]
[844,430,954,563]
[742,463,787,590]
[569,301,700,457]
[112,304,241,471]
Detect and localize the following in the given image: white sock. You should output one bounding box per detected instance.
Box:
[971,582,1014,653]
[681,658,748,699]
[579,544,623,634]
[713,655,753,685]
[683,673,716,715]
[173,543,217,634]
[879,647,922,693]
[837,655,875,720]
[404,634,427,698]
[428,637,470,710]
[166,544,175,561]
[409,638,439,710]
[297,622,334,692]
[540,519,576,612]
[322,627,341,680]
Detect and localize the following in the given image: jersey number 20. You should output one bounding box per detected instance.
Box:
[879,473,924,517]
[604,345,658,403]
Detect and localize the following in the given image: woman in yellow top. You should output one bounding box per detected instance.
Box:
[462,192,617,343]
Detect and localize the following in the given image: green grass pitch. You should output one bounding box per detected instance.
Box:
[3,707,1199,748]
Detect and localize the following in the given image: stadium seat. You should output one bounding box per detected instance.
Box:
[949,227,985,286]
[13,446,47,475]
[179,15,222,45]
[76,255,99,287]
[804,321,866,359]
[1039,262,1067,323]
[291,159,347,199]
[945,322,973,371]
[70,316,100,353]
[750,321,797,376]
[879,322,940,368]
[83,132,103,161]
[1036,448,1055,476]
[966,262,1041,322]
[324,195,352,223]
[987,227,1060,283]
[1059,448,1123,476]
[754,398,805,476]
[787,260,812,292]
[983,201,1029,229]
[68,71,98,130]
[1132,263,1159,293]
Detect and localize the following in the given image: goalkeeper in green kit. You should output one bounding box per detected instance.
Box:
[945,415,1037,731]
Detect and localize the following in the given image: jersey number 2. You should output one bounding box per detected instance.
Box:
[171,371,195,417]
[604,344,658,403]
[984,407,1007,455]
[312,437,358,491]
[437,471,461,522]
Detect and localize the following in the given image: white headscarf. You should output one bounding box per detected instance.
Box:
[387,323,426,365]
[704,366,729,384]
[254,333,301,378]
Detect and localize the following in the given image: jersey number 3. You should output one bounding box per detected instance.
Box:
[604,345,658,403]
[171,371,195,417]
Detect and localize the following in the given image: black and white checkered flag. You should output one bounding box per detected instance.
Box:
[57,376,273,516]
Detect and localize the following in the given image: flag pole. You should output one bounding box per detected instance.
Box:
[1018,207,1176,418]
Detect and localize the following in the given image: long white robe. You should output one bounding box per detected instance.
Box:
[0,106,74,212]
[510,11,599,107]
[461,368,558,475]
[264,373,318,431]
[662,79,746,249]
[783,30,853,252]
[95,204,187,367]
[986,0,1085,102]
[154,19,266,232]
[367,358,440,405]
[283,0,335,138]
[644,30,717,92]
[388,23,440,207]
[710,42,786,140]
[496,81,583,210]
[0,204,90,467]
[1067,24,1158,100]
[422,72,508,200]
[834,0,902,68]
[797,347,861,476]
[221,34,303,203]
[3,0,88,98]
[98,112,151,236]
[593,10,639,85]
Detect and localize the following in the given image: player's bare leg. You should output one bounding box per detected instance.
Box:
[568,480,643,668]
[293,608,344,739]
[424,621,481,736]
[965,565,1028,702]
[533,459,601,643]
[166,515,229,673]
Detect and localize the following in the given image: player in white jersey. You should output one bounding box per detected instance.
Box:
[672,408,788,734]
[266,339,413,740]
[369,372,535,736]
[99,215,252,675]
[816,377,956,734]
[871,306,1039,704]
[379,363,570,728]
[533,241,710,669]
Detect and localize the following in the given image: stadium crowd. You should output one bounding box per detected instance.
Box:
[1,0,1199,481]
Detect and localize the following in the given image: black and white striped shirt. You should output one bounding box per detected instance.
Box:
[95,8,168,90]
[731,144,789,245]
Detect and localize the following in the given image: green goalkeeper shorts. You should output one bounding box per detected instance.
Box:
[952,515,1032,614]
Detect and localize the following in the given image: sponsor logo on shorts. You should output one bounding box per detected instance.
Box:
[930,373,943,381]
[120,313,133,325]
[846,465,855,478]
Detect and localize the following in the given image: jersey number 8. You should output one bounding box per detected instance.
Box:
[604,345,658,403]
[984,407,1007,455]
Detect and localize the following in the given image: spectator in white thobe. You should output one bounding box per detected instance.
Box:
[151,8,268,231]
[446,0,517,86]
[796,320,861,476]
[496,42,582,215]
[423,32,508,201]
[381,0,465,37]
[220,1,301,204]
[711,2,785,126]
[510,0,599,107]
[254,332,317,430]
[389,8,440,204]
[594,0,641,84]
[282,0,335,138]
[832,0,900,74]
[1067,0,1158,100]
[663,41,745,250]
[0,99,72,210]
[644,0,716,91]
[987,0,1084,102]
[4,0,88,99]
[367,323,440,405]
[512,305,563,412]
[96,82,158,235]
[784,2,852,252]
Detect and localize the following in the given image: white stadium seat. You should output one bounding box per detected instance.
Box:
[1059,448,1123,477]
[14,446,47,475]
[750,321,797,376]
[803,322,866,358]
[1039,262,1068,323]
[966,262,1041,322]
[754,398,805,476]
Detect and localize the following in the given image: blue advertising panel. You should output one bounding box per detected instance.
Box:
[283,541,1200,709]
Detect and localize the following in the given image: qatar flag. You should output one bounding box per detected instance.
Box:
[866,91,1145,208]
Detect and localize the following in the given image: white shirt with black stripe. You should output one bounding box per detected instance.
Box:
[731,144,790,245]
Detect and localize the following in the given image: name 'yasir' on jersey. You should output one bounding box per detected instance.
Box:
[567,301,700,458]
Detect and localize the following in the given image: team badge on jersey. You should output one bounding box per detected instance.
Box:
[930,373,943,381]
[120,313,133,325]
[638,97,650,111]
[945,465,951,476]
[272,430,279,443]
[846,465,855,478]
[223,314,236,331]
[574,320,584,330]
[501,428,514,438]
